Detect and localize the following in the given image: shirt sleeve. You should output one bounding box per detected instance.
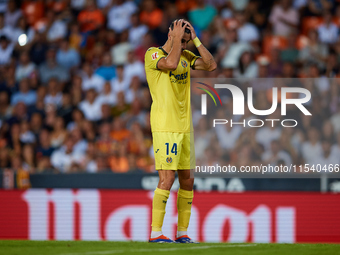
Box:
[144,48,165,70]
[184,50,200,69]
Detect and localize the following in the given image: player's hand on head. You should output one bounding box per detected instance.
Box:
[170,19,187,40]
[184,21,196,41]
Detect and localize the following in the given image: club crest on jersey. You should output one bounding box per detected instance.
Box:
[151,52,158,60]
[166,157,172,163]
[181,60,188,68]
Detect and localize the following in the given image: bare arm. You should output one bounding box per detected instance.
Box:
[157,20,186,71]
[185,22,217,72]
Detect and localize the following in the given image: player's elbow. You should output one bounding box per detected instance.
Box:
[167,62,178,71]
[208,62,217,72]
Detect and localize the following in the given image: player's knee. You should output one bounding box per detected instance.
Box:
[158,175,175,190]
[179,177,194,190]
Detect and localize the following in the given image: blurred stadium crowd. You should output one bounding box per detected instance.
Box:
[0,0,339,173]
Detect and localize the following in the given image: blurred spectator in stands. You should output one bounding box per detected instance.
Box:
[110,116,130,141]
[19,119,35,144]
[96,121,114,155]
[269,0,299,37]
[268,48,283,77]
[15,51,36,82]
[98,103,113,125]
[0,147,10,168]
[0,13,12,39]
[12,16,35,46]
[301,127,322,164]
[262,140,292,166]
[111,30,132,65]
[22,0,44,26]
[234,51,258,78]
[44,78,63,108]
[123,99,146,129]
[71,126,88,153]
[11,78,37,106]
[235,11,259,43]
[95,53,116,81]
[51,135,85,173]
[129,12,148,49]
[56,38,80,71]
[317,11,339,45]
[194,117,213,158]
[67,108,85,131]
[8,123,21,154]
[124,50,145,84]
[308,64,330,97]
[312,139,340,166]
[82,141,99,173]
[331,132,340,158]
[22,143,35,171]
[305,0,333,16]
[215,111,243,151]
[29,33,48,65]
[69,22,86,50]
[39,48,69,84]
[322,120,335,142]
[188,0,217,31]
[0,35,14,66]
[78,0,105,33]
[27,86,46,116]
[109,142,129,172]
[97,82,116,106]
[111,65,130,94]
[50,116,67,148]
[70,0,86,14]
[79,88,102,121]
[140,0,163,30]
[279,128,299,163]
[57,93,74,124]
[40,10,67,43]
[30,112,43,139]
[97,0,112,9]
[220,28,252,69]
[80,62,105,92]
[256,117,282,150]
[280,32,299,63]
[107,0,137,33]
[125,76,143,104]
[4,1,21,28]
[151,12,169,46]
[135,32,155,62]
[0,90,12,120]
[299,29,328,70]
[111,92,129,115]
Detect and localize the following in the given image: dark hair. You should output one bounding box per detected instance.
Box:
[170,20,191,34]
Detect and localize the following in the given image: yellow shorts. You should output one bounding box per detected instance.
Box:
[152,132,196,170]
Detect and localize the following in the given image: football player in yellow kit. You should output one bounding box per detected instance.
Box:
[145,19,216,243]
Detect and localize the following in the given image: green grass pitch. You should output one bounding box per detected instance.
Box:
[0,241,340,255]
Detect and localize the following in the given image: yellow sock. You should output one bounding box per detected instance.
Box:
[151,188,170,232]
[177,188,194,232]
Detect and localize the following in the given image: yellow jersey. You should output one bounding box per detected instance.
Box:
[145,47,199,133]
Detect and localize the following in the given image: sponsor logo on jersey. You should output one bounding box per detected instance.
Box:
[169,71,188,80]
[166,157,172,163]
[151,52,158,60]
[181,60,188,68]
[155,149,159,153]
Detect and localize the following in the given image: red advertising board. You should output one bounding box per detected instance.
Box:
[0,189,339,243]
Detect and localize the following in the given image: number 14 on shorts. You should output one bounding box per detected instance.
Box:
[165,143,177,155]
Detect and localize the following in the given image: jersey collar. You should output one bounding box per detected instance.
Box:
[159,47,168,55]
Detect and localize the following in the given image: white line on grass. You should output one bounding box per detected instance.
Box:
[61,244,257,255]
